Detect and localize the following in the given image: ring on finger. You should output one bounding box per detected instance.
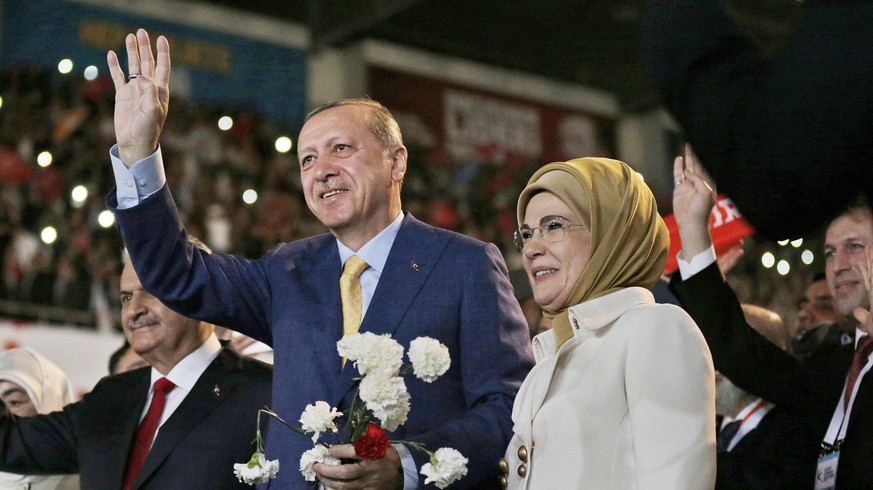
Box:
[128,74,139,80]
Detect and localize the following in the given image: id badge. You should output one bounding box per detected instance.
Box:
[814,450,839,490]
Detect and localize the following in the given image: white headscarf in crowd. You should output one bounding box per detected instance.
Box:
[0,348,76,490]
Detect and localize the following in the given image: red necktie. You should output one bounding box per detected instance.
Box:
[123,377,176,490]
[844,336,873,409]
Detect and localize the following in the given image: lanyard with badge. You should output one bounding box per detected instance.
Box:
[815,356,873,490]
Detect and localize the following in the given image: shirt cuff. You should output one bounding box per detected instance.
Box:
[394,443,419,489]
[110,144,166,209]
[677,246,717,280]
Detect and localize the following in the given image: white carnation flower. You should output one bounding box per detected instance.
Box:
[299,445,340,482]
[358,374,410,432]
[337,332,404,376]
[408,337,451,383]
[420,447,469,489]
[299,401,343,443]
[233,452,279,485]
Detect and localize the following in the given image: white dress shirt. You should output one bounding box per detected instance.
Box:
[141,333,222,445]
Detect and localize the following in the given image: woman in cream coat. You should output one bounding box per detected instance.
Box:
[503,158,715,489]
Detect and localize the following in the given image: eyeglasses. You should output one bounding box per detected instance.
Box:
[513,216,586,252]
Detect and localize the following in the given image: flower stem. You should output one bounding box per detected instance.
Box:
[259,407,330,448]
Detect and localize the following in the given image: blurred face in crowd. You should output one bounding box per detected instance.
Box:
[115,347,148,374]
[0,381,37,417]
[824,207,873,321]
[521,192,591,313]
[296,104,407,249]
[791,279,836,338]
[120,262,209,374]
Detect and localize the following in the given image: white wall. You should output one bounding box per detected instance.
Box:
[0,321,125,397]
[616,108,681,202]
[307,39,619,117]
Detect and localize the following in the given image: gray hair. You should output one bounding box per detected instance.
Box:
[305,98,403,150]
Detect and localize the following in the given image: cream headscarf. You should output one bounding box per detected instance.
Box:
[0,348,75,489]
[517,158,669,346]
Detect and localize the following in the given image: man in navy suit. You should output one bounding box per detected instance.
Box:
[0,239,273,489]
[105,29,534,489]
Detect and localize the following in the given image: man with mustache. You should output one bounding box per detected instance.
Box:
[0,237,273,489]
[670,150,873,488]
[104,29,533,489]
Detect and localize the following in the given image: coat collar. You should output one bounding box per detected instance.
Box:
[532,287,655,362]
[105,370,151,489]
[282,234,346,377]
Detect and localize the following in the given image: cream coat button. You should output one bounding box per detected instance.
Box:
[517,445,528,462]
[517,464,527,477]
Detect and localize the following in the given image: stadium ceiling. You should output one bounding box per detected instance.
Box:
[199,0,659,113]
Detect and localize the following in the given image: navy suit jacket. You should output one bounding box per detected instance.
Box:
[0,348,272,489]
[716,407,818,489]
[110,185,535,489]
[671,263,873,488]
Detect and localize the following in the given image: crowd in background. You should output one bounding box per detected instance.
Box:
[0,64,818,333]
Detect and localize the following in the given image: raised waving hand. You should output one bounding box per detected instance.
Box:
[106,28,170,166]
[672,144,718,259]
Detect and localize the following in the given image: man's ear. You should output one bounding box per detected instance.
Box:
[390,145,408,183]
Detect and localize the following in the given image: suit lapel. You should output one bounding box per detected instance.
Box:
[333,215,449,405]
[294,237,345,375]
[108,370,151,489]
[132,350,241,489]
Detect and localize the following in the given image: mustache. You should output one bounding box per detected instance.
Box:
[313,180,350,195]
[127,315,159,329]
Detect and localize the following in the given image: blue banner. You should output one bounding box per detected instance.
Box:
[1,0,307,126]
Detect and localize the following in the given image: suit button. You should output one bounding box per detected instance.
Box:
[498,457,508,474]
[517,445,528,462]
[499,475,508,488]
[517,464,527,477]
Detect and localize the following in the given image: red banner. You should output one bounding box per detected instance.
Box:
[367,67,615,166]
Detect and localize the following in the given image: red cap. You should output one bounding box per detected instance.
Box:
[663,195,755,275]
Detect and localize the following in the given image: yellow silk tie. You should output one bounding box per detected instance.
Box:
[340,255,369,337]
[340,255,369,369]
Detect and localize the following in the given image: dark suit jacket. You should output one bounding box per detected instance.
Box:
[716,407,817,489]
[0,348,272,490]
[642,0,873,240]
[671,263,873,488]
[109,185,535,489]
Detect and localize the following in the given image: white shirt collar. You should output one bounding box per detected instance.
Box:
[855,328,868,350]
[721,397,773,451]
[149,333,222,392]
[337,212,404,273]
[726,397,770,424]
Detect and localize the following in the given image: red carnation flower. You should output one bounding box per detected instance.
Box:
[354,423,390,460]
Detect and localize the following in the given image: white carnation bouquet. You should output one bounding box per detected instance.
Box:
[234,333,468,489]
